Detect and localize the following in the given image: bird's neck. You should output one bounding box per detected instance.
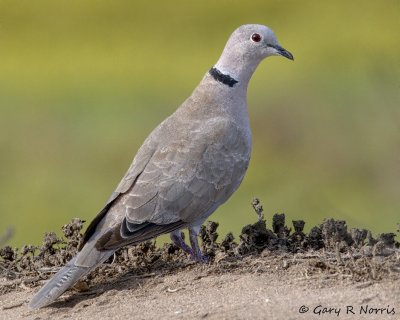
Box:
[213,55,261,90]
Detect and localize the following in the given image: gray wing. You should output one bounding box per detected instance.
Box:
[79,125,161,248]
[95,118,251,250]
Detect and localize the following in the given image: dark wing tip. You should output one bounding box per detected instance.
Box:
[79,200,117,251]
[95,229,118,250]
[95,218,186,251]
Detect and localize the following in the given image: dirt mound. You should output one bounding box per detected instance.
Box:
[1,199,399,300]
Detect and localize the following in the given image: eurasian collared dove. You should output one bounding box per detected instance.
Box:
[29,24,293,309]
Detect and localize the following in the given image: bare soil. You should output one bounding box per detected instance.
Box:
[1,199,399,319]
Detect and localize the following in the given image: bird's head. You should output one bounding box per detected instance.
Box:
[225,24,293,62]
[214,24,293,84]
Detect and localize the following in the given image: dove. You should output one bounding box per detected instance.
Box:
[29,24,293,309]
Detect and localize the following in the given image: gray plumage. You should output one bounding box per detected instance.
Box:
[29,24,293,309]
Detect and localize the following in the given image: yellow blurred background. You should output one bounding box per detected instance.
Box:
[0,0,399,247]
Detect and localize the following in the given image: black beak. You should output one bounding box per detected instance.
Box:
[272,45,294,60]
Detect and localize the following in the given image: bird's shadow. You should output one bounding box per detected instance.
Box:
[45,260,194,310]
[44,272,150,309]
[48,274,145,309]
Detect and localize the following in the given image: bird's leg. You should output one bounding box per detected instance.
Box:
[188,226,209,263]
[170,228,209,263]
[170,230,194,256]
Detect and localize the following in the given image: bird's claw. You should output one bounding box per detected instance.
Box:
[191,252,210,263]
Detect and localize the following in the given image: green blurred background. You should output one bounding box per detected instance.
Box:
[0,0,399,247]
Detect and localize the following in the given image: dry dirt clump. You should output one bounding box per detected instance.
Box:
[1,199,399,297]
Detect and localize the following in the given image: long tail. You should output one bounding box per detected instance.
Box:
[29,246,113,309]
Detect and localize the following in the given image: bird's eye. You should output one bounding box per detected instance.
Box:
[251,33,262,43]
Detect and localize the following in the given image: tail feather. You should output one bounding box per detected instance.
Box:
[29,249,113,309]
[29,257,89,309]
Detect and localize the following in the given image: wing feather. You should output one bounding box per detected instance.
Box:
[94,117,251,251]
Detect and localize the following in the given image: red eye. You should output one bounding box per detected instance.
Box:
[251,33,262,42]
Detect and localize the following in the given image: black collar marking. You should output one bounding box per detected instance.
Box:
[209,67,238,87]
